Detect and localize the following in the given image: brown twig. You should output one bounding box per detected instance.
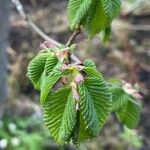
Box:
[66,29,81,47]
[11,0,82,64]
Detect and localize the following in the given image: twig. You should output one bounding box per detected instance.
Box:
[27,20,59,45]
[66,29,81,46]
[11,0,82,64]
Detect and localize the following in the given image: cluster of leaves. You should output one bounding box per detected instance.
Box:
[27,0,141,146]
[27,45,141,145]
[119,126,143,149]
[68,0,121,41]
[27,46,111,144]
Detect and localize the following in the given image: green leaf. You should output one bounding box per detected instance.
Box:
[101,0,121,20]
[83,67,102,78]
[40,62,62,103]
[108,78,121,85]
[42,68,112,144]
[59,93,77,143]
[78,82,100,135]
[68,0,121,37]
[84,77,112,128]
[27,53,50,90]
[45,55,58,75]
[85,0,110,37]
[42,87,73,143]
[73,111,95,144]
[117,99,141,129]
[68,0,93,29]
[83,59,96,68]
[76,76,111,143]
[109,81,141,128]
[86,0,120,36]
[100,26,111,43]
[110,85,130,111]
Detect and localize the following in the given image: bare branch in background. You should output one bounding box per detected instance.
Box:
[11,0,82,64]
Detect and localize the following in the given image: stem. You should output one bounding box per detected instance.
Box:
[28,20,59,45]
[11,0,82,64]
[66,29,81,47]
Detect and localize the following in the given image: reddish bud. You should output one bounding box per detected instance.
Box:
[75,74,84,83]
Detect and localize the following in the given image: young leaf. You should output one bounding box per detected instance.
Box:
[109,80,141,128]
[68,0,121,37]
[78,83,100,136]
[83,67,102,78]
[86,0,120,37]
[68,0,93,29]
[101,0,121,20]
[45,55,58,75]
[100,26,111,43]
[59,93,77,143]
[110,85,130,111]
[83,77,112,128]
[73,111,96,144]
[40,61,62,103]
[42,87,72,143]
[71,76,111,143]
[27,52,50,90]
[85,0,110,37]
[116,99,141,129]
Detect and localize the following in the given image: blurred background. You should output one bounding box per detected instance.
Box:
[0,0,149,149]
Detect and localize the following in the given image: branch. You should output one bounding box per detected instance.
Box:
[66,29,81,47]
[11,0,82,64]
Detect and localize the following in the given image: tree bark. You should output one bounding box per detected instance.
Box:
[0,0,10,104]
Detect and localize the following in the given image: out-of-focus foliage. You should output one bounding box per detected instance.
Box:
[109,80,141,129]
[0,115,51,150]
[119,126,143,149]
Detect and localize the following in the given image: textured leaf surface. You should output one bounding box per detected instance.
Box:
[45,56,58,75]
[83,67,102,78]
[73,111,95,144]
[110,81,141,128]
[68,0,93,28]
[78,83,100,136]
[68,0,121,37]
[100,26,111,42]
[117,99,141,129]
[40,62,62,103]
[86,0,121,36]
[85,0,109,37]
[43,87,77,144]
[110,85,130,111]
[84,59,96,68]
[101,0,121,20]
[84,77,112,128]
[59,93,77,142]
[27,53,50,90]
[73,74,111,143]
